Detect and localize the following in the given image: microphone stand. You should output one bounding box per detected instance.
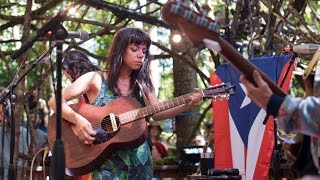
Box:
[0,49,56,180]
[8,92,16,180]
[0,100,8,180]
[49,24,67,180]
[0,4,74,180]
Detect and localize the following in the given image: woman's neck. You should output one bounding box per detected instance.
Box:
[119,66,132,81]
[117,67,133,96]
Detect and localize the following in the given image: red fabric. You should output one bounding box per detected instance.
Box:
[153,141,168,158]
[211,73,233,168]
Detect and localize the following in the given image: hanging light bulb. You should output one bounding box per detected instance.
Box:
[172,33,182,43]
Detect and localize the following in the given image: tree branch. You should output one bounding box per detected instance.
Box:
[77,0,170,28]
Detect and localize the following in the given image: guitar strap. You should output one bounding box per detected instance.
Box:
[136,80,153,151]
[135,80,151,106]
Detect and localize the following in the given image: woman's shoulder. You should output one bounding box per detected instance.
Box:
[79,71,104,79]
[75,71,104,88]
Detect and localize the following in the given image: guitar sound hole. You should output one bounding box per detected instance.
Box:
[101,115,120,133]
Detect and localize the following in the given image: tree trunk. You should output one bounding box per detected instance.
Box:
[13,0,32,179]
[171,33,200,157]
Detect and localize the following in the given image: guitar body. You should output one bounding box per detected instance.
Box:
[47,96,147,176]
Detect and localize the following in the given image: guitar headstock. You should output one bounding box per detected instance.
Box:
[161,1,220,46]
[202,82,236,100]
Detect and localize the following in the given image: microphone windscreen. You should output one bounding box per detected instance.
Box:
[293,44,320,54]
[79,30,89,41]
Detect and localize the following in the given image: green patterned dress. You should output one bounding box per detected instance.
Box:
[91,77,153,180]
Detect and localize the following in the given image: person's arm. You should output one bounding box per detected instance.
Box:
[276,95,320,137]
[240,70,320,137]
[48,72,99,143]
[39,98,49,128]
[147,89,203,121]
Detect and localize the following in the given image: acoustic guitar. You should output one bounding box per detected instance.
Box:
[161,1,287,97]
[48,83,235,176]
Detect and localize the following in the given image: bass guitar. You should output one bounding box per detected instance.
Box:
[48,83,235,175]
[161,1,286,97]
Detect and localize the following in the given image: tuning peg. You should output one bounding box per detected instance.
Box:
[212,95,217,101]
[208,22,220,32]
[183,8,194,20]
[170,3,181,15]
[196,15,209,27]
[219,94,224,100]
[219,94,230,100]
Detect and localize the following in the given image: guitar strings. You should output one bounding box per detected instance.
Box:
[85,91,208,132]
[87,93,195,131]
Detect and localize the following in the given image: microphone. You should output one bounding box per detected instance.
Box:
[66,30,90,41]
[292,44,320,54]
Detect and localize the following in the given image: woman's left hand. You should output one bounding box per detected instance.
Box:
[187,88,203,108]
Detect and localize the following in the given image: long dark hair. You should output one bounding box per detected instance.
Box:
[62,50,100,81]
[106,27,154,97]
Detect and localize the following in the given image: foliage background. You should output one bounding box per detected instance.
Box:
[0,0,317,171]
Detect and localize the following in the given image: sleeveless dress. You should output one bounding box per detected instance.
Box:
[91,76,153,180]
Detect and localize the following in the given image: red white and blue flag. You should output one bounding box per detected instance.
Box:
[211,55,294,180]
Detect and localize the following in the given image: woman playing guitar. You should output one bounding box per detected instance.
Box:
[48,28,203,179]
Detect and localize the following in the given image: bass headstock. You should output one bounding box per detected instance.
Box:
[161,1,220,46]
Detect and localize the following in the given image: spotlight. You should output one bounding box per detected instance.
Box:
[172,34,182,43]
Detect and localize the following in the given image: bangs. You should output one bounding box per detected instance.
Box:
[128,31,151,47]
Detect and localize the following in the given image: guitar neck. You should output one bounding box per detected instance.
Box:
[119,92,193,124]
[218,37,287,97]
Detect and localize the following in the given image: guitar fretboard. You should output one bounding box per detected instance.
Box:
[169,3,219,33]
[119,92,193,124]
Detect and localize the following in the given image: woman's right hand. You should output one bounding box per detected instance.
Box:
[75,117,96,145]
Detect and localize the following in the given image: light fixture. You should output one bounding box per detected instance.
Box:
[172,33,182,43]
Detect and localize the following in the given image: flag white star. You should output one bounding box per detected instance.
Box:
[239,83,251,109]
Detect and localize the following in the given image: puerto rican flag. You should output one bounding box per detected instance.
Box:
[211,54,294,180]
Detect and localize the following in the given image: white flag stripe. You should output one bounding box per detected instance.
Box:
[229,110,246,180]
[246,109,267,180]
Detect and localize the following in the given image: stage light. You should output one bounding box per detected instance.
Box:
[172,33,182,43]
